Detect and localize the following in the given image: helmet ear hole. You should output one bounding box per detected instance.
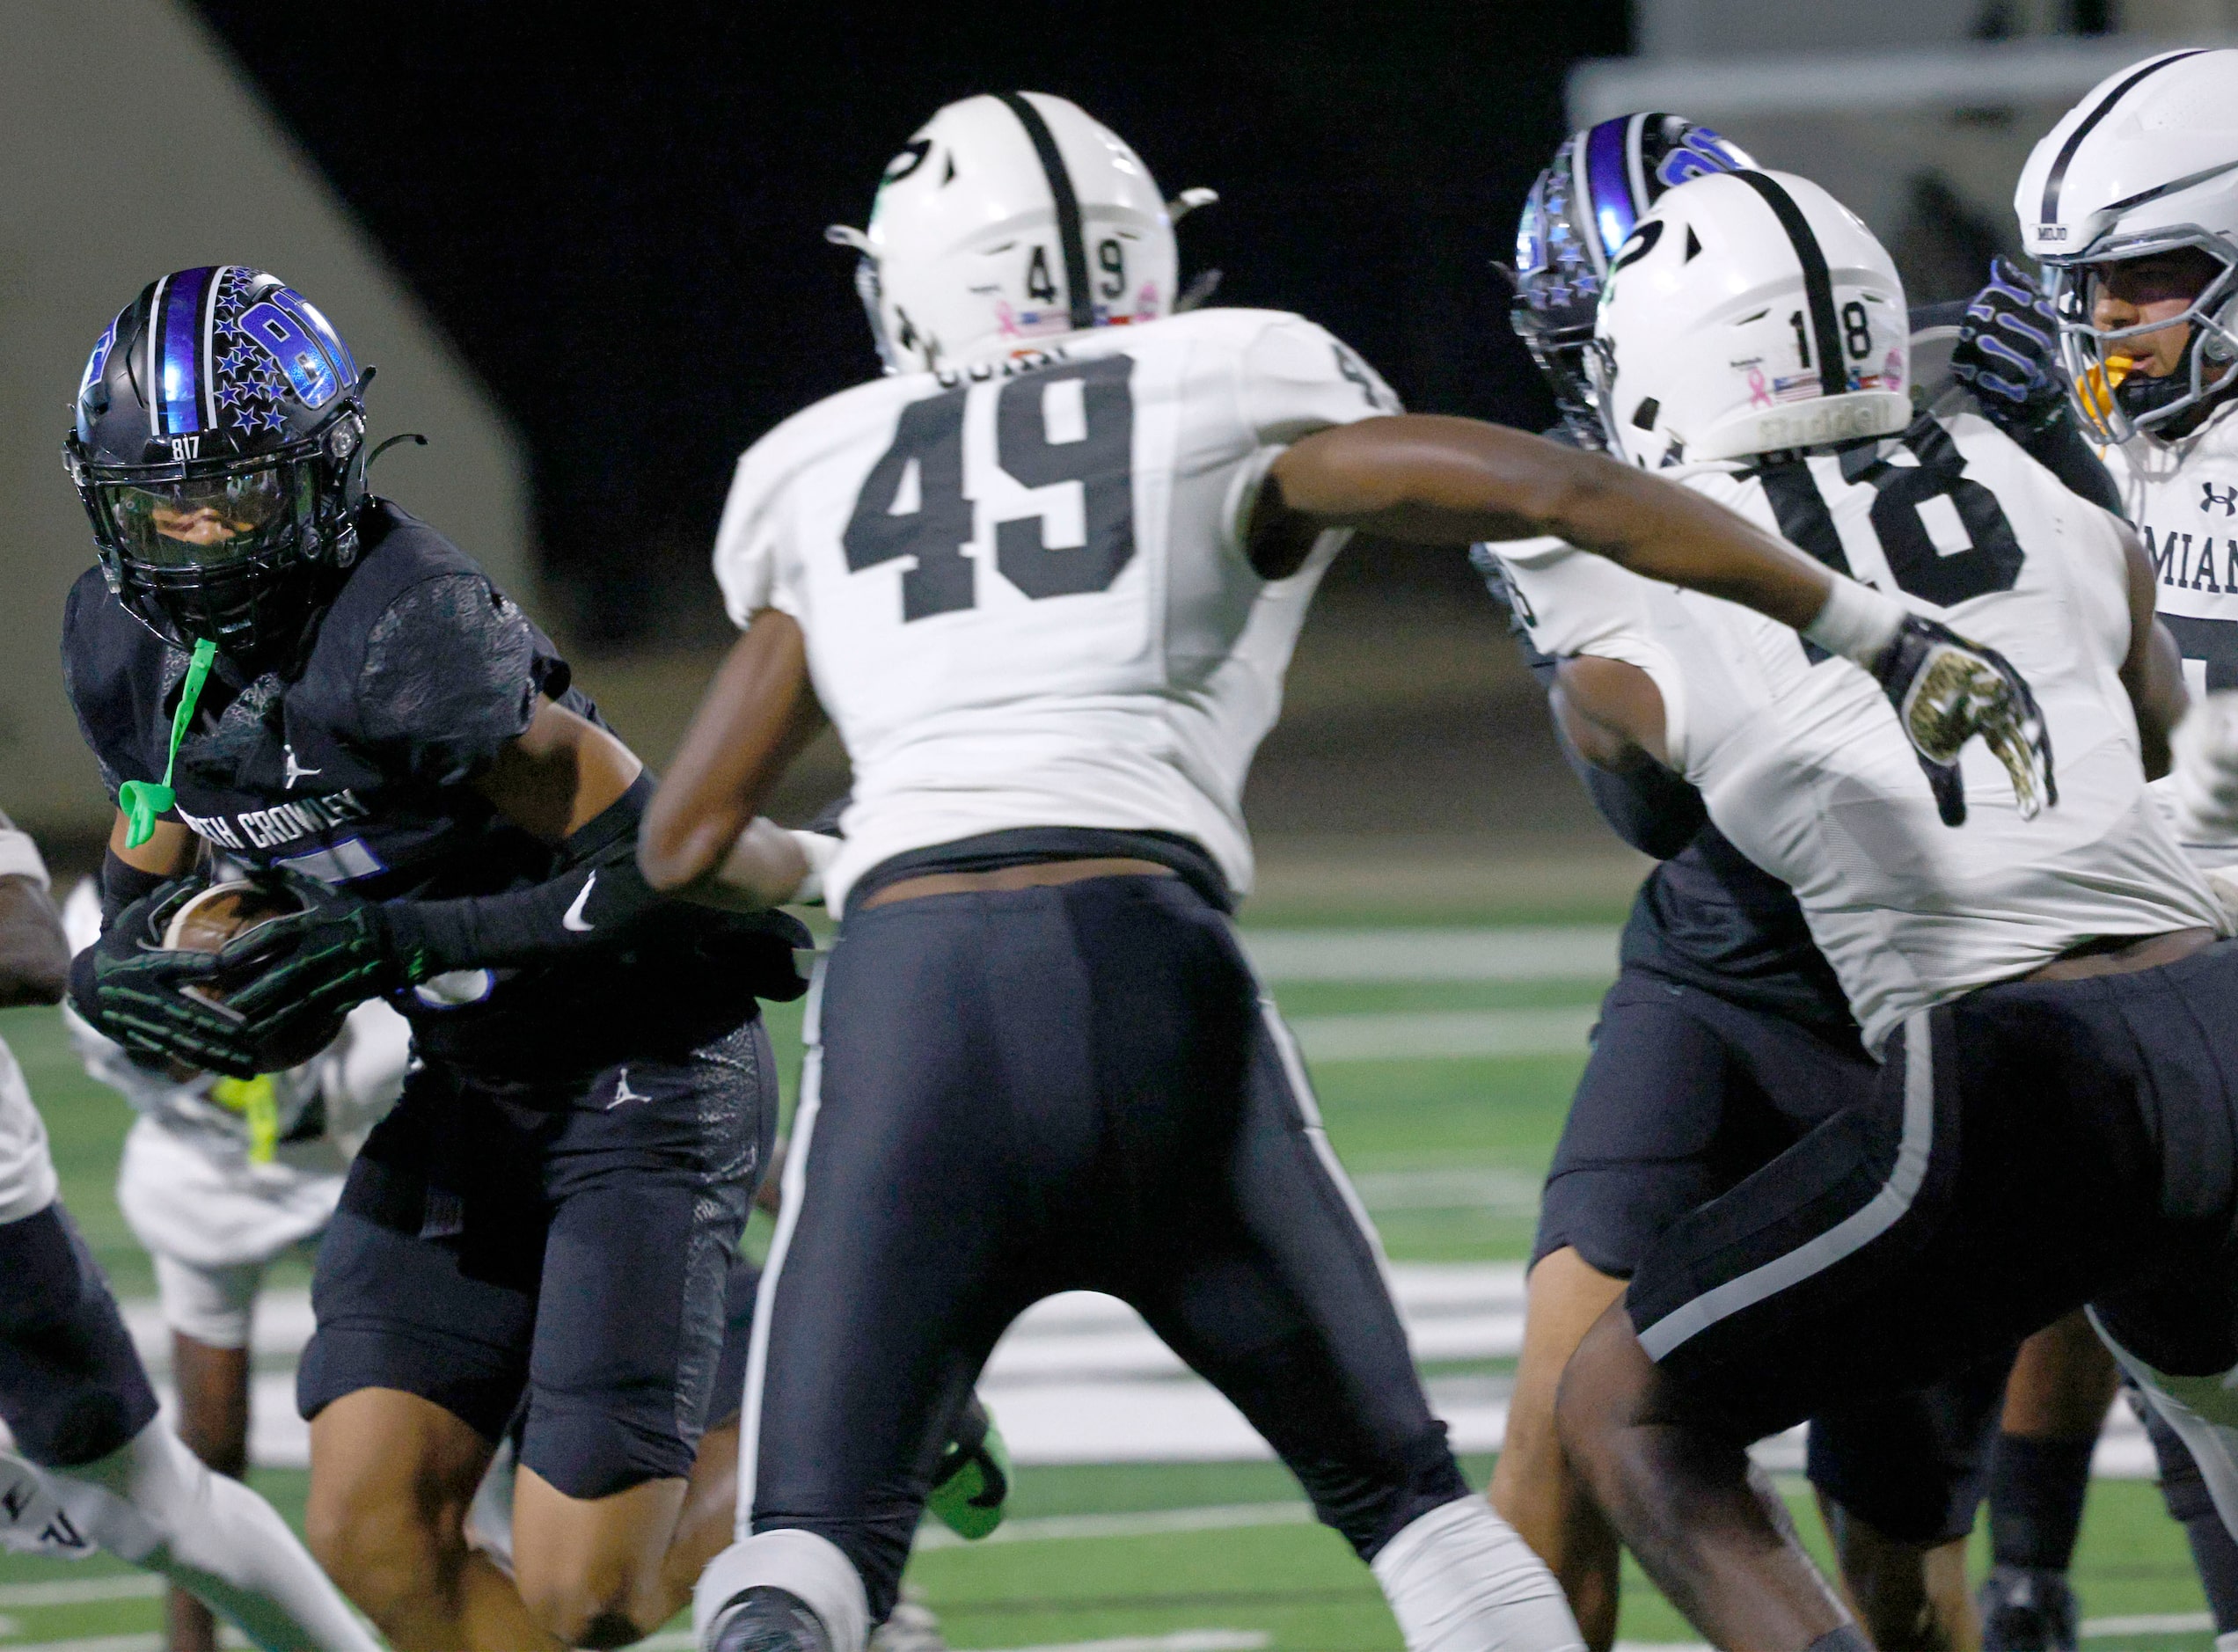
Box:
[1632,397,1662,431]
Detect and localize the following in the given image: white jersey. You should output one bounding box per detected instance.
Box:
[1497,409,2226,1053]
[2103,398,2238,859]
[0,1036,56,1226]
[0,815,56,1224]
[712,308,1401,910]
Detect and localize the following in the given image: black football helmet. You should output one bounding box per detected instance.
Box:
[1510,113,1755,447]
[64,267,369,665]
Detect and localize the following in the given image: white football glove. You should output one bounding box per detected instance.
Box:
[2168,691,2238,846]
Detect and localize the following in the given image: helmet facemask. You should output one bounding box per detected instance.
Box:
[2047,227,2238,442]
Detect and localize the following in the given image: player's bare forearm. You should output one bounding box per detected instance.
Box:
[640,610,825,896]
[475,696,646,844]
[0,875,69,1006]
[1264,415,1835,631]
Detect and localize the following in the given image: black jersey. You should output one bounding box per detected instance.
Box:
[63,501,803,1085]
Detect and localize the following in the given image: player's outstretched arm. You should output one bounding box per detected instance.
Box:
[640,610,829,907]
[1262,415,2057,825]
[1259,415,1838,625]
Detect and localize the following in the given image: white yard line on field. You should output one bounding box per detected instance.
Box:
[1286,1006,1600,1063]
[1240,927,1620,983]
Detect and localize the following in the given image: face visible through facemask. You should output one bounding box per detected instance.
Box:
[2088,246,2227,379]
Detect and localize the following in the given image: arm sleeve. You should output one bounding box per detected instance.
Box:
[380,774,812,976]
[355,574,541,787]
[2019,420,2124,515]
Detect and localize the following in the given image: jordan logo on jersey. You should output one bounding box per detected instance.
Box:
[2204,483,2238,516]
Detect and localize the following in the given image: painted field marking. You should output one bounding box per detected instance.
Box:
[0,1576,160,1608]
[1287,1006,1599,1063]
[1240,927,1620,983]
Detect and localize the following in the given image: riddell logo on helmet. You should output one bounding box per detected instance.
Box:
[2037,223,2069,241]
[1750,401,1890,450]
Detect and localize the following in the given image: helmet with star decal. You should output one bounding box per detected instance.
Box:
[64,267,370,666]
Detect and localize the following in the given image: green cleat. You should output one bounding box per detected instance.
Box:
[925,1395,1010,1541]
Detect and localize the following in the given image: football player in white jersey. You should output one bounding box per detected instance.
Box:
[2016,51,2238,863]
[1494,113,2156,1652]
[634,94,2048,1652]
[1479,164,2238,1652]
[0,812,380,1652]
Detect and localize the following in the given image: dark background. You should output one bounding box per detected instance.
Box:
[191,4,1629,646]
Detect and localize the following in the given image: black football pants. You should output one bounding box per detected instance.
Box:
[742,873,1466,1620]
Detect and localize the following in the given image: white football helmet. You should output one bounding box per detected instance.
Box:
[1588,168,1912,466]
[2016,48,2238,442]
[828,92,1203,376]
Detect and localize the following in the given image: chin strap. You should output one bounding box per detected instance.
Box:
[119,637,216,850]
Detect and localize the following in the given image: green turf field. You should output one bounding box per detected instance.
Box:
[0,893,2220,1652]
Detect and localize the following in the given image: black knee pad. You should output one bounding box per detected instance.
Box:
[0,1204,157,1466]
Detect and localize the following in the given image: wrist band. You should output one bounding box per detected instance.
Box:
[1802,578,1905,667]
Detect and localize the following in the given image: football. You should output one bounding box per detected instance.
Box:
[162,880,342,1069]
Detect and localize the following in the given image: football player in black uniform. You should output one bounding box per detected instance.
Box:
[60,266,808,1652]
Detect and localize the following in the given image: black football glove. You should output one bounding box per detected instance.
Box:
[215,870,423,1054]
[1871,615,2057,827]
[68,879,261,1078]
[1950,258,2069,441]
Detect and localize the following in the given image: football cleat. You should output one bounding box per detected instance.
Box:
[926,1395,1011,1541]
[705,1586,832,1652]
[1978,1562,2080,1652]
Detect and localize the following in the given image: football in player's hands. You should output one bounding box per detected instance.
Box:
[213,870,413,1057]
[1951,258,2067,436]
[71,876,263,1078]
[1871,616,2058,828]
[162,878,350,1068]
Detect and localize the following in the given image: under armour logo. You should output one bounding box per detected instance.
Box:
[282,744,322,789]
[606,1067,649,1109]
[2205,483,2238,516]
